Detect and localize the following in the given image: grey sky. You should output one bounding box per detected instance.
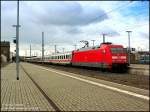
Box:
[1,1,149,56]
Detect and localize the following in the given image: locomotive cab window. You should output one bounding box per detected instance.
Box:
[110,48,126,53]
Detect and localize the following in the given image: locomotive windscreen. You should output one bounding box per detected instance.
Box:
[110,48,127,53]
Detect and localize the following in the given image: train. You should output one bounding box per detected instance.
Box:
[26,42,128,72]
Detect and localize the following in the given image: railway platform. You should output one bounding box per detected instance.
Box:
[1,64,55,111]
[129,64,149,75]
[1,63,149,111]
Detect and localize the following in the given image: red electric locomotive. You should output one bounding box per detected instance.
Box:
[27,42,128,72]
[71,42,128,71]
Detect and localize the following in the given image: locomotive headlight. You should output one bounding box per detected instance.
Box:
[102,49,106,54]
[112,56,118,59]
[120,56,126,59]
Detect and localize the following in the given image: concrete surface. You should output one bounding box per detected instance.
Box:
[1,64,55,111]
[20,63,149,111]
[129,64,149,75]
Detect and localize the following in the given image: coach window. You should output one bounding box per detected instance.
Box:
[64,55,65,59]
[69,55,70,59]
[68,55,70,59]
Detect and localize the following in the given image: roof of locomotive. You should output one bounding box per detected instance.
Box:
[74,42,123,52]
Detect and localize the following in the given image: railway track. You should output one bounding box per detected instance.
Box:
[20,65,61,111]
[28,62,149,90]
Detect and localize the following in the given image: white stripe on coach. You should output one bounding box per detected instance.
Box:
[36,66,149,100]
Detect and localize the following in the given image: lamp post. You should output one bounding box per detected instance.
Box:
[62,48,65,53]
[73,44,77,50]
[42,32,44,62]
[102,34,106,43]
[12,0,20,80]
[91,40,95,47]
[54,45,57,54]
[126,31,132,65]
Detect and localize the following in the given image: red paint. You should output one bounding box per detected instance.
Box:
[71,44,128,69]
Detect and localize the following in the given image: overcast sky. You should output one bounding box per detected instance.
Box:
[1,1,149,56]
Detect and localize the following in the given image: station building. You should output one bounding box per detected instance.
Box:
[1,41,10,62]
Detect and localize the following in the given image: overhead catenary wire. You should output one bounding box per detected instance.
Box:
[96,1,148,34]
[116,23,149,34]
[91,1,133,22]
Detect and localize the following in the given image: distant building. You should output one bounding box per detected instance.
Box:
[130,50,150,64]
[137,51,150,64]
[124,47,149,64]
[0,41,10,62]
